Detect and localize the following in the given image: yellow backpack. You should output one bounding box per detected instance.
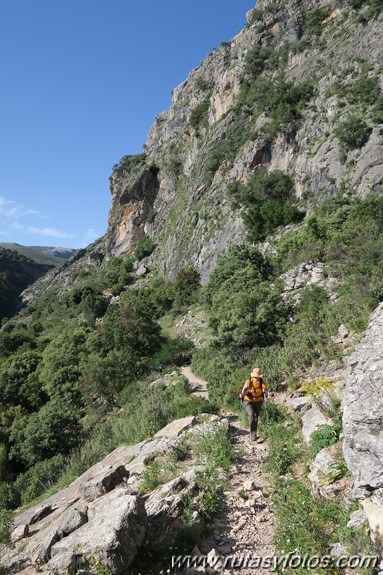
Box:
[244,376,264,402]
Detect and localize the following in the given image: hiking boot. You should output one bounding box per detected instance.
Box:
[250,434,257,442]
[256,436,264,443]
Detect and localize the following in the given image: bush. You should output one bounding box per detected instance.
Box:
[111,153,146,178]
[348,0,383,18]
[173,267,201,310]
[228,169,304,241]
[349,74,381,107]
[0,350,42,409]
[0,509,12,544]
[335,117,371,150]
[310,425,338,458]
[272,478,348,563]
[104,257,133,294]
[14,453,67,505]
[9,398,82,467]
[305,7,333,35]
[144,338,194,371]
[247,7,264,26]
[245,44,272,78]
[265,417,303,476]
[189,97,210,134]
[197,426,236,471]
[0,482,17,510]
[134,236,155,261]
[101,289,162,358]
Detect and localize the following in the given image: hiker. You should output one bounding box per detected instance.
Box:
[239,368,268,441]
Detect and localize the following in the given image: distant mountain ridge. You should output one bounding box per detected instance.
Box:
[0,243,77,266]
[0,244,77,320]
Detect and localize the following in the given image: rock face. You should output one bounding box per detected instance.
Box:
[343,302,383,552]
[343,302,383,491]
[301,403,333,443]
[100,0,383,283]
[44,492,147,574]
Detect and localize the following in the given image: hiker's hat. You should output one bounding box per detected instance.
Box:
[251,367,263,378]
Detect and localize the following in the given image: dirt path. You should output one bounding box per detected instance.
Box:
[181,365,209,399]
[181,367,275,574]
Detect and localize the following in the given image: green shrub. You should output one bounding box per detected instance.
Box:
[189,97,210,134]
[9,398,82,467]
[348,0,383,18]
[228,169,304,241]
[245,44,272,78]
[173,267,201,310]
[247,7,264,26]
[111,153,146,178]
[140,461,161,493]
[272,478,348,563]
[196,425,236,471]
[0,509,12,544]
[134,236,155,261]
[14,454,67,505]
[104,257,133,294]
[335,116,371,150]
[265,418,303,476]
[144,338,194,370]
[349,74,381,107]
[80,349,137,405]
[310,425,338,458]
[305,7,333,35]
[101,289,161,356]
[0,482,17,510]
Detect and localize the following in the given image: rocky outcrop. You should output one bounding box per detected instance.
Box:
[281,261,339,303]
[44,492,147,574]
[308,445,351,502]
[107,163,160,258]
[343,302,383,552]
[343,302,383,491]
[1,415,229,575]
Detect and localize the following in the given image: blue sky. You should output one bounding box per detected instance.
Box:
[0,0,254,248]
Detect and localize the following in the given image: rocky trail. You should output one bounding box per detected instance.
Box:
[181,367,276,574]
[181,366,209,400]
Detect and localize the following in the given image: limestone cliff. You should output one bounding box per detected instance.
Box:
[105,0,383,283]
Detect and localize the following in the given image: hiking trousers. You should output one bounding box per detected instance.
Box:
[244,400,263,439]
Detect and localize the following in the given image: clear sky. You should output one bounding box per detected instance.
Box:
[0,0,254,248]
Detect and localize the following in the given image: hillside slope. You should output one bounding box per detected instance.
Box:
[0,244,77,266]
[0,248,53,320]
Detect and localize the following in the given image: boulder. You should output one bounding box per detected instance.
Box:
[44,491,147,574]
[286,395,311,413]
[301,403,333,443]
[308,446,351,501]
[33,507,88,565]
[154,415,197,438]
[343,302,383,490]
[347,508,368,530]
[361,489,383,552]
[11,523,29,543]
[145,470,199,550]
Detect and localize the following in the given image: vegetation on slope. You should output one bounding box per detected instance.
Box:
[0,248,54,321]
[0,257,206,513]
